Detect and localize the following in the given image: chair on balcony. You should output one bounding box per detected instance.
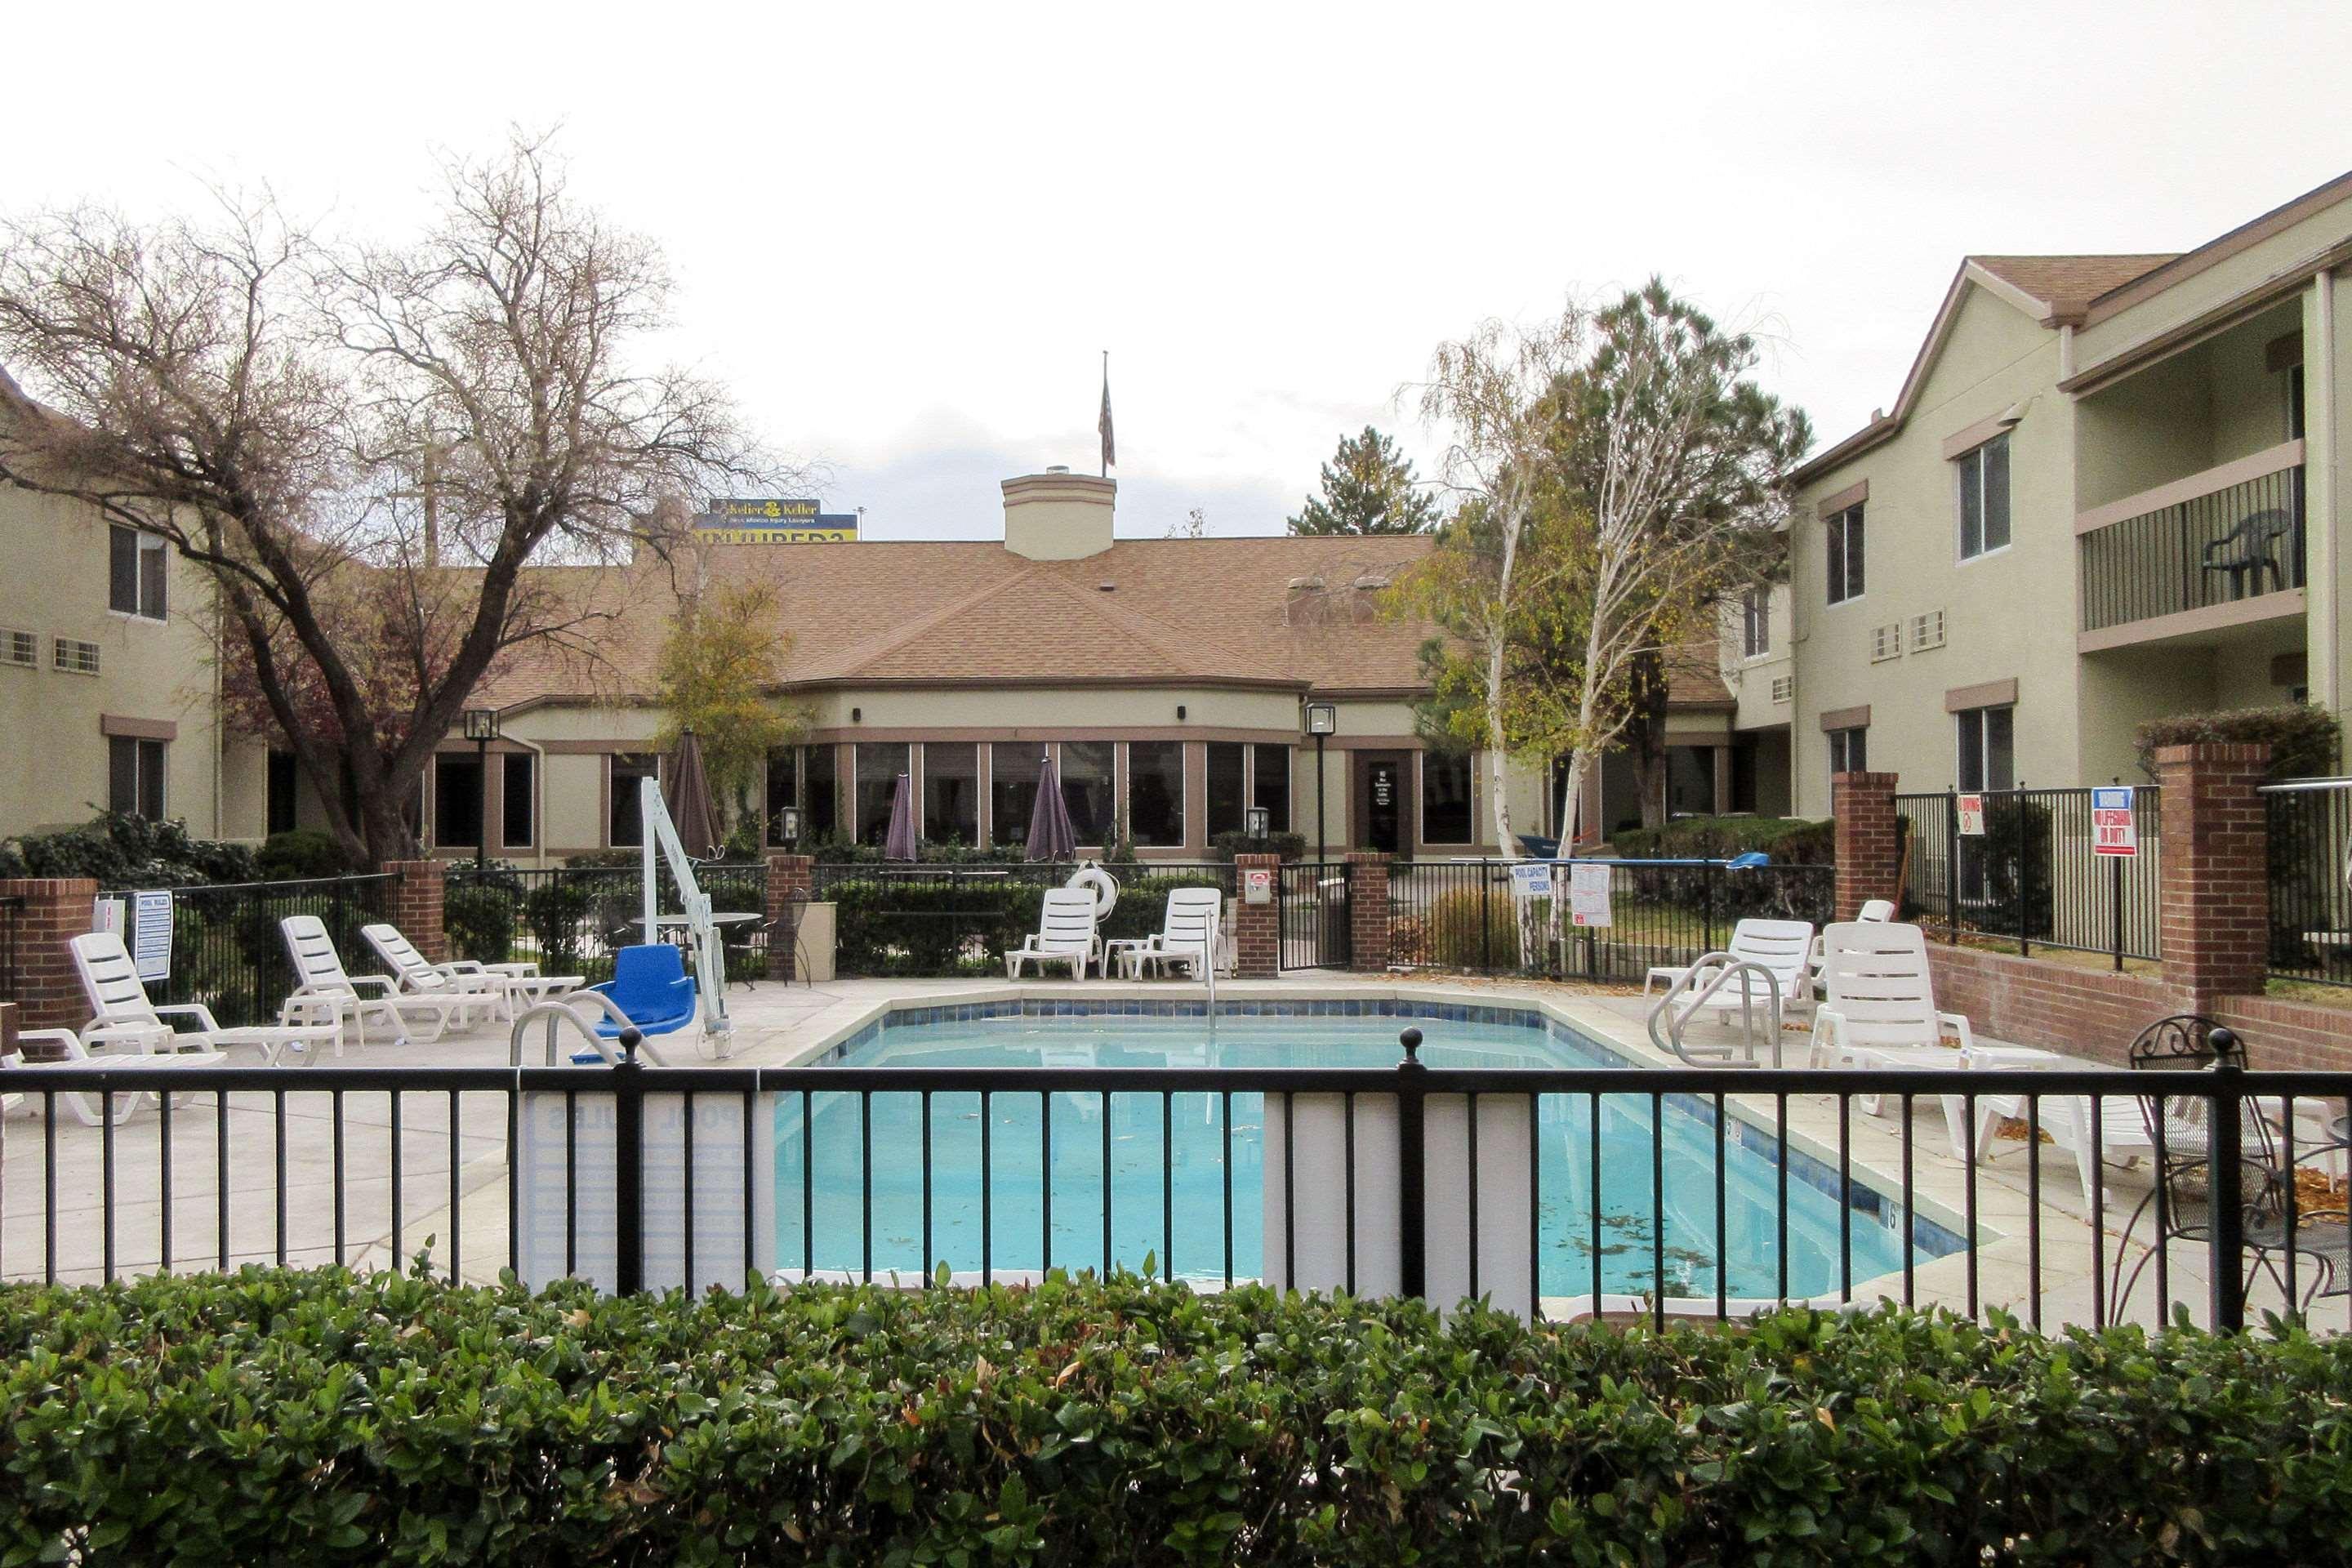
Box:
[2200,509,2296,600]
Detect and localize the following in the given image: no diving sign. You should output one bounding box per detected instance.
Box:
[2091,786,2138,858]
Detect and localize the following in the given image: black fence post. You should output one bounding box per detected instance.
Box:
[1945,790,1962,942]
[612,1028,648,1295]
[1480,862,1493,976]
[2110,851,2126,973]
[2016,795,2033,960]
[1396,1027,1428,1300]
[2207,1047,2246,1332]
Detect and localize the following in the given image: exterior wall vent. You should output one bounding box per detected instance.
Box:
[1909,609,1947,653]
[52,636,100,676]
[1770,674,1794,705]
[1869,624,1903,663]
[0,628,33,668]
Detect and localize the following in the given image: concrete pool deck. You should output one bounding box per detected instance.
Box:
[3,969,2338,1332]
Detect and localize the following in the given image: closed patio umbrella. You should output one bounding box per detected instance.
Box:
[884,772,918,860]
[666,729,724,859]
[1026,751,1078,862]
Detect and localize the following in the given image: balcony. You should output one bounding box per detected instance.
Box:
[2076,440,2305,651]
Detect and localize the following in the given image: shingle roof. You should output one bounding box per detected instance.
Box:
[1967,254,2180,323]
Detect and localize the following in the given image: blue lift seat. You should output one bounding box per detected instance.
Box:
[589,944,699,1038]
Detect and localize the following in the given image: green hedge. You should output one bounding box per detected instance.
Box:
[829,871,1227,977]
[5,1269,2350,1565]
[2136,702,2340,781]
[1607,814,1833,865]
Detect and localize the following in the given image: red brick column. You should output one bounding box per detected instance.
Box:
[765,854,814,980]
[0,877,100,1030]
[1830,772,1902,921]
[381,860,447,962]
[1233,853,1281,978]
[1346,853,1391,973]
[2156,742,2270,1005]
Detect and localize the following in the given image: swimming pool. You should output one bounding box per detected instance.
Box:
[776,1000,1954,1300]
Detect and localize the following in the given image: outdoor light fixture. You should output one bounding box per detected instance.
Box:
[775,804,803,848]
[461,708,501,867]
[1303,702,1336,859]
[1245,804,1270,840]
[851,707,862,723]
[1303,702,1336,736]
[462,708,501,743]
[1176,704,1187,721]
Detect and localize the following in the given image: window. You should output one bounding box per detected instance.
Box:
[54,637,100,675]
[1826,726,1868,777]
[1420,751,1473,844]
[1665,746,1716,817]
[266,750,299,835]
[854,742,911,846]
[108,736,165,818]
[1740,589,1771,658]
[991,746,1042,849]
[2289,363,2306,440]
[1252,744,1291,835]
[108,526,167,620]
[923,742,979,844]
[434,753,485,849]
[764,746,798,844]
[1909,609,1947,653]
[1,629,33,668]
[1825,505,1864,604]
[1955,704,2015,792]
[1128,741,1185,846]
[1956,432,2011,559]
[502,753,535,849]
[1205,742,1245,839]
[608,754,658,846]
[804,745,838,841]
[1062,741,1114,845]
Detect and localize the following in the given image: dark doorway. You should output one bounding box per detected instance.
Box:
[1355,753,1409,853]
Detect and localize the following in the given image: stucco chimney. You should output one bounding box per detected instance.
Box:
[1002,468,1116,560]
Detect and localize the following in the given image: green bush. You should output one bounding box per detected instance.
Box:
[1608,814,1833,865]
[1208,828,1310,862]
[0,810,261,886]
[256,826,366,880]
[443,880,516,964]
[5,1268,2350,1566]
[1401,884,1522,969]
[2135,702,2341,781]
[828,869,1227,977]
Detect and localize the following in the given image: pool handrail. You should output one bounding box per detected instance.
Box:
[1646,954,1784,1068]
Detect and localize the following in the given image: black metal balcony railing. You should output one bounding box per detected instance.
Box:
[2078,457,2304,635]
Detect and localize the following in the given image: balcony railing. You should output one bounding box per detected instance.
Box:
[2077,440,2305,639]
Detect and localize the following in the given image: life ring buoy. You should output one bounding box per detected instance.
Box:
[1067,863,1120,920]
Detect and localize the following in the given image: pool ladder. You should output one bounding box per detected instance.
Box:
[1646,956,1784,1068]
[509,995,675,1067]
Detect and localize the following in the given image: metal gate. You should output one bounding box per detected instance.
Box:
[1276,861,1352,970]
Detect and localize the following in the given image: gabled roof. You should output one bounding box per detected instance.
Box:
[1967,255,2178,323]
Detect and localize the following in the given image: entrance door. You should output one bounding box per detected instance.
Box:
[1355,754,1407,853]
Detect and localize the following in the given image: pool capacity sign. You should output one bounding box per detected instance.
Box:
[2091,786,2139,858]
[693,497,858,544]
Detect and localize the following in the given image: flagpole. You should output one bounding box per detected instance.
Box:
[1099,350,1108,478]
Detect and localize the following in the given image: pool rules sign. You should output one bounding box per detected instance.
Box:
[2091,786,2139,858]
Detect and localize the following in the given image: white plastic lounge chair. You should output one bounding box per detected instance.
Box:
[1644,918,1815,1022]
[1808,922,1976,1098]
[6,1027,228,1126]
[1955,1054,2158,1207]
[1123,889,1226,979]
[1806,900,1894,996]
[280,915,474,1047]
[71,930,341,1067]
[1006,889,1101,981]
[360,922,578,1024]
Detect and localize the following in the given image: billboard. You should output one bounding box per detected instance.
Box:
[693,498,858,544]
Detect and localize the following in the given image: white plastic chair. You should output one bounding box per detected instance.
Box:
[1646,919,1815,1022]
[280,915,474,1046]
[1806,900,1893,996]
[1809,922,1976,1104]
[5,1027,228,1126]
[71,930,340,1066]
[1125,889,1225,979]
[1006,889,1101,981]
[361,922,578,1023]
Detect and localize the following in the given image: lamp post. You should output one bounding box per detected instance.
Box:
[775,804,802,851]
[461,707,501,869]
[1303,702,1336,861]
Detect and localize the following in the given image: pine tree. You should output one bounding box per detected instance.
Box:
[1287,426,1441,535]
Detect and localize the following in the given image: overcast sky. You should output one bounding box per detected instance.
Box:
[16,2,2352,541]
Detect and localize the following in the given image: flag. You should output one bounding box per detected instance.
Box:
[1098,353,1115,475]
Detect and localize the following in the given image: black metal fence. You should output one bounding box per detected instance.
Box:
[1387,858,1834,982]
[4,1044,2347,1335]
[1895,788,2161,966]
[0,893,23,1007]
[97,875,402,1028]
[811,862,1236,978]
[2078,460,2304,634]
[1276,862,1352,970]
[445,862,769,986]
[2263,779,2352,987]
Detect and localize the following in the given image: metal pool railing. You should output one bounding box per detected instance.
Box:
[96,874,402,1028]
[7,1040,2345,1335]
[809,862,1237,978]
[2262,777,2352,987]
[1895,787,2161,967]
[444,862,769,985]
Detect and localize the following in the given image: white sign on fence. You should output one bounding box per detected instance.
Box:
[131,890,174,982]
[1508,861,1553,901]
[2091,786,2139,858]
[1566,862,1613,928]
[1242,867,1273,905]
[1956,793,1986,836]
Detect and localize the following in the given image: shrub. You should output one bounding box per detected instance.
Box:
[443,881,516,964]
[1607,814,1833,865]
[0,810,261,887]
[1400,884,1522,969]
[2135,703,2341,781]
[826,868,1227,977]
[256,826,365,880]
[1208,828,1310,862]
[4,1268,2350,1566]
[559,847,644,870]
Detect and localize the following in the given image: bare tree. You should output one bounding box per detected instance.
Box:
[0,134,792,859]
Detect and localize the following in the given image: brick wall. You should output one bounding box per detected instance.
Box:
[1233,854,1281,979]
[1924,945,2181,1066]
[0,878,100,1031]
[380,861,446,963]
[2154,742,2270,1005]
[1831,772,1901,920]
[1346,853,1390,973]
[2210,994,2352,1074]
[765,854,814,980]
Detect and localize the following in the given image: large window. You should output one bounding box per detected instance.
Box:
[1252,745,1291,835]
[1825,505,1864,604]
[266,751,299,835]
[502,753,535,849]
[1826,726,1868,777]
[854,742,911,846]
[1955,704,2015,792]
[434,753,485,849]
[924,742,979,844]
[804,746,839,842]
[1956,432,2011,560]
[108,526,167,620]
[108,736,165,819]
[1205,742,1245,839]
[1740,589,1771,658]
[1128,741,1185,846]
[1665,746,1716,818]
[1420,751,1473,844]
[608,754,657,846]
[991,746,1042,849]
[1062,741,1114,846]
[764,746,798,845]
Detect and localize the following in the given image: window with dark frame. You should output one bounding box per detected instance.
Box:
[1251,744,1290,835]
[923,742,980,844]
[1826,725,1868,777]
[108,526,167,620]
[502,752,535,848]
[1127,741,1185,845]
[266,751,299,835]
[1825,505,1864,604]
[608,754,658,847]
[107,736,166,819]
[1062,741,1114,845]
[1420,751,1473,844]
[853,742,911,846]
[990,746,1042,849]
[1741,588,1771,657]
[804,745,838,841]
[1205,742,1245,839]
[764,746,798,844]
[1956,432,2011,559]
[434,753,485,849]
[1955,704,2016,792]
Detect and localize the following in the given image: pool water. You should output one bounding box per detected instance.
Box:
[776,1011,1927,1299]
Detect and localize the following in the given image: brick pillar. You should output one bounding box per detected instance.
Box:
[2156,742,2270,1005]
[381,860,447,962]
[1830,771,1901,921]
[1233,853,1281,978]
[0,877,100,1031]
[1346,852,1391,973]
[765,853,814,980]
